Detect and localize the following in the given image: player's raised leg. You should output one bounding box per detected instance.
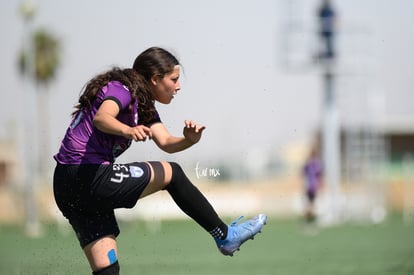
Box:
[143,161,267,256]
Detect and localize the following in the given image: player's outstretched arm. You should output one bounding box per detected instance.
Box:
[151,120,205,154]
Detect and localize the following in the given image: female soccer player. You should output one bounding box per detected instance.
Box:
[53,47,267,274]
[303,147,323,223]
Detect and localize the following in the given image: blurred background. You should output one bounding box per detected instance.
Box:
[1,0,414,237]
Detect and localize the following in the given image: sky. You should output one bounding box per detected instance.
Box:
[1,0,414,171]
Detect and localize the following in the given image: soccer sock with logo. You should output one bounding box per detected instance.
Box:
[165,162,228,240]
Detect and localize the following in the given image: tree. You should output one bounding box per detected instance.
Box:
[19,28,61,85]
[19,28,61,180]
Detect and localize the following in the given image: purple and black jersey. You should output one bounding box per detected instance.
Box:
[54,81,161,164]
[303,157,323,193]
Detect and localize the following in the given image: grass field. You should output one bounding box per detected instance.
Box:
[0,215,413,275]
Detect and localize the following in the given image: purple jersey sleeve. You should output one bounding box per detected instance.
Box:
[103,81,132,111]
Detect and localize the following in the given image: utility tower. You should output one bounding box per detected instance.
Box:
[279,0,388,223]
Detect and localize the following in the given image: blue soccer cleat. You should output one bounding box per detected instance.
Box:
[215,214,267,256]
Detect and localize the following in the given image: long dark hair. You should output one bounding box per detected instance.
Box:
[72,47,180,124]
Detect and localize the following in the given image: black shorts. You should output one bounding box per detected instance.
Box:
[306,190,316,202]
[53,162,152,248]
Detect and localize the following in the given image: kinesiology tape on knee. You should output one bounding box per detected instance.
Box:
[166,162,223,232]
[92,261,120,275]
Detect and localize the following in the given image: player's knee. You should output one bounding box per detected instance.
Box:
[169,161,183,174]
[92,261,120,275]
[170,161,185,180]
[165,162,185,189]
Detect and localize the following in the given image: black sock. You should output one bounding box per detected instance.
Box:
[92,261,119,275]
[165,162,228,239]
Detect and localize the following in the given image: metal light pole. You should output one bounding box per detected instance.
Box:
[321,62,341,223]
[318,0,341,223]
[20,0,41,237]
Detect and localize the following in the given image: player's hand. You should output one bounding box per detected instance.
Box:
[125,125,152,141]
[183,120,206,144]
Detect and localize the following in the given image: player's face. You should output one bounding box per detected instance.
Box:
[151,65,181,104]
